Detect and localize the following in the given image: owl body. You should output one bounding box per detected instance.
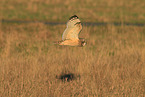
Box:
[56,15,86,47]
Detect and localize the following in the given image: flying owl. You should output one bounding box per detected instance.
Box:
[55,15,86,47]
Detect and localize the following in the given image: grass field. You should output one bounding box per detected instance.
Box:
[0,0,145,97]
[1,0,145,23]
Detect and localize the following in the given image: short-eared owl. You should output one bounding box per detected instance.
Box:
[55,15,86,47]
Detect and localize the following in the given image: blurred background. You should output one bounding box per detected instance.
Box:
[1,0,145,23]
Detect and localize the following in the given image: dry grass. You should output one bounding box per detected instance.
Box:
[0,23,145,96]
[1,0,145,96]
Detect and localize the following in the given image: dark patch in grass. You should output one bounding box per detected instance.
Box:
[56,73,80,82]
[14,42,27,53]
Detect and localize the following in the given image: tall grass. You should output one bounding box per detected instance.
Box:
[1,0,145,96]
[0,23,145,96]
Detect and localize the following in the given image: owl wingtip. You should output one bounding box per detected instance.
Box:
[69,15,79,20]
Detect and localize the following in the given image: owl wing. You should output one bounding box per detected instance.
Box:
[62,15,82,41]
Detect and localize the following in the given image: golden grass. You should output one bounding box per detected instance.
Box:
[0,23,145,96]
[1,0,145,96]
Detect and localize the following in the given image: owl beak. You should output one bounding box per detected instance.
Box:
[80,41,86,46]
[82,42,86,46]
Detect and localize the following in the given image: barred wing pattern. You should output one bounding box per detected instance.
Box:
[62,15,82,41]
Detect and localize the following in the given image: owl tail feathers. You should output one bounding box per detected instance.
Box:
[53,40,63,45]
